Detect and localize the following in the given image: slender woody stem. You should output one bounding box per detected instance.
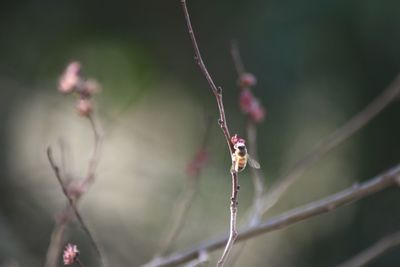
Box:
[76,258,86,267]
[158,117,212,256]
[336,231,400,267]
[180,0,232,153]
[260,73,400,215]
[47,148,105,267]
[82,114,103,189]
[227,42,266,266]
[230,41,265,226]
[142,163,400,267]
[180,1,238,266]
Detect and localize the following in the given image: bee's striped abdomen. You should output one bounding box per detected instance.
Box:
[237,156,247,172]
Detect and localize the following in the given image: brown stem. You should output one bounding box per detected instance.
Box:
[158,116,212,256]
[180,0,232,154]
[336,231,400,267]
[216,170,239,267]
[47,148,105,267]
[141,163,400,267]
[230,41,265,226]
[260,73,400,215]
[75,257,86,267]
[230,40,245,77]
[82,113,103,190]
[180,0,238,266]
[44,223,67,267]
[227,42,265,266]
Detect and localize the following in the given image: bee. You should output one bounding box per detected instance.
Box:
[232,141,260,172]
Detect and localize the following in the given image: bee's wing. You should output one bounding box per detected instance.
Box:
[247,155,260,169]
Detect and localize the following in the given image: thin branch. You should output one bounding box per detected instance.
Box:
[230,41,265,226]
[180,1,239,266]
[47,147,105,267]
[180,0,232,154]
[183,250,209,267]
[337,231,400,267]
[44,223,67,267]
[82,113,103,190]
[246,121,265,225]
[76,258,86,267]
[216,171,239,267]
[228,42,266,266]
[157,116,212,256]
[230,41,245,77]
[143,163,400,267]
[260,74,400,215]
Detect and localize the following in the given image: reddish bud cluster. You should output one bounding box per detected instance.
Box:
[63,243,79,265]
[185,149,209,177]
[231,134,246,146]
[58,61,100,117]
[239,89,266,123]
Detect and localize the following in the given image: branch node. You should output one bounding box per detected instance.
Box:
[217,86,223,95]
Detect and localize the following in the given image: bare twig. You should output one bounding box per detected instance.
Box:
[76,258,86,267]
[47,147,105,267]
[44,223,67,267]
[260,74,400,215]
[46,62,105,267]
[183,250,209,267]
[230,41,265,226]
[180,0,232,153]
[142,163,400,267]
[158,116,212,256]
[81,114,103,190]
[180,1,239,266]
[216,170,239,267]
[227,42,266,266]
[230,41,245,77]
[337,231,400,267]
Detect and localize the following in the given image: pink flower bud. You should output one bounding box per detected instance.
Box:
[238,72,257,88]
[239,89,254,113]
[63,243,79,265]
[239,89,266,123]
[231,134,245,145]
[58,62,81,94]
[76,99,93,117]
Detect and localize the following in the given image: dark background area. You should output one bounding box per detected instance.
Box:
[0,0,399,266]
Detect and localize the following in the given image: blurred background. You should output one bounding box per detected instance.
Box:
[0,0,399,266]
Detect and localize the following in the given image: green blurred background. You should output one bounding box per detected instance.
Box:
[0,0,399,266]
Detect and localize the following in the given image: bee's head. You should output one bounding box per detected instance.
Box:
[234,142,246,151]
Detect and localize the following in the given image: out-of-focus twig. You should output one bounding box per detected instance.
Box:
[337,231,400,267]
[231,41,265,226]
[228,42,266,266]
[141,163,400,267]
[45,62,105,267]
[180,1,239,266]
[183,250,209,267]
[81,114,103,190]
[260,73,400,215]
[47,148,104,266]
[230,41,245,76]
[44,223,66,267]
[157,115,212,256]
